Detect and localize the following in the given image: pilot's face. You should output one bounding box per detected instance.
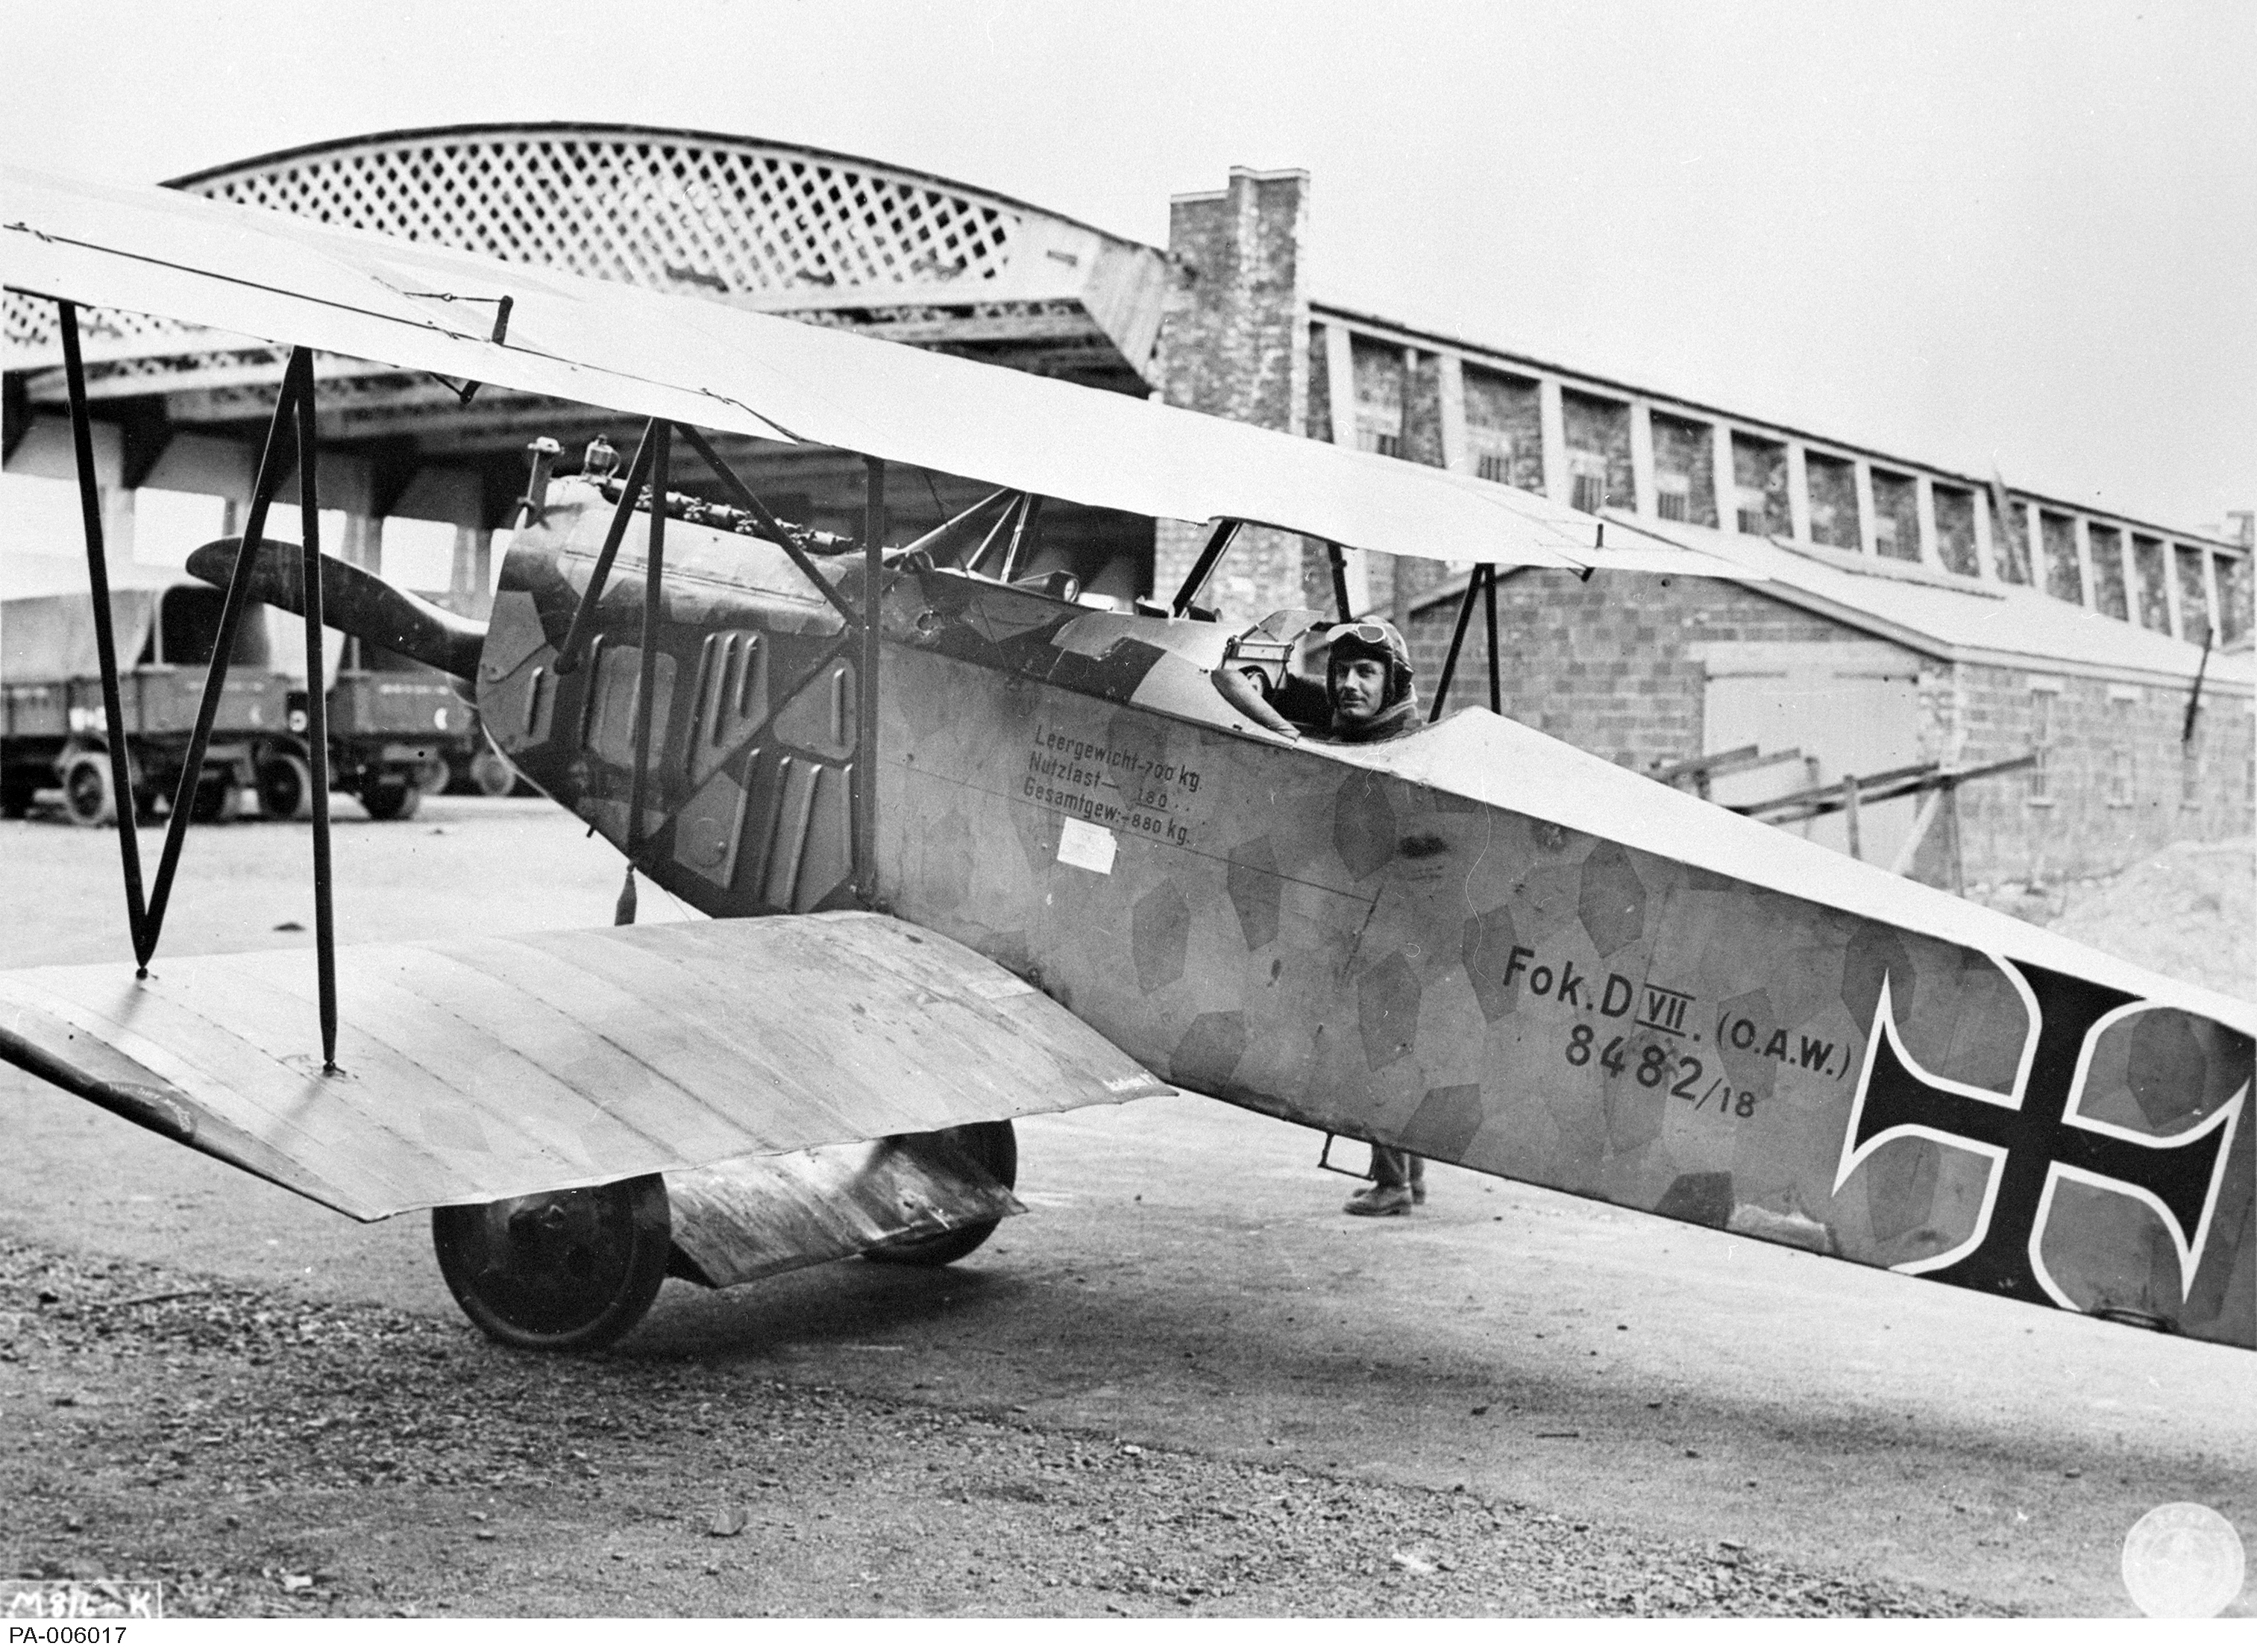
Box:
[1329,657,1388,725]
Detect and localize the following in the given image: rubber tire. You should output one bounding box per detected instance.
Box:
[471,748,518,798]
[863,1119,1018,1268]
[416,755,451,796]
[360,777,422,821]
[431,1174,671,1352]
[60,754,118,828]
[189,773,242,823]
[255,753,315,820]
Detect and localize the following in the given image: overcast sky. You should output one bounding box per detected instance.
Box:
[5,0,2251,538]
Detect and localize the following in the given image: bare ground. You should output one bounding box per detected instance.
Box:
[1,1239,1988,1618]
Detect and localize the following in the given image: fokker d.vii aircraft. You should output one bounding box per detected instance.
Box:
[2,163,2250,1355]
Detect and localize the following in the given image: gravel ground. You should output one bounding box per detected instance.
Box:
[0,1239,1994,1619]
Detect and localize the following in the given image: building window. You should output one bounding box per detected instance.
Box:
[1351,337,1404,460]
[1463,367,1545,494]
[2090,524,2128,620]
[2041,512,2084,604]
[2220,550,2253,644]
[2027,686,2057,804]
[2132,536,2171,632]
[1561,392,1633,516]
[2176,545,2212,639]
[1872,469,1918,562]
[1804,452,1860,550]
[1654,471,1692,521]
[1570,465,1607,516]
[1730,434,1789,536]
[1475,449,1507,483]
[1933,485,1980,577]
[1649,413,1718,528]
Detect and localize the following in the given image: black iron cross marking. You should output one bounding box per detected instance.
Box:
[1833,958,2244,1311]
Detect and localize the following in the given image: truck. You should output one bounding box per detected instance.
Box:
[1,554,481,825]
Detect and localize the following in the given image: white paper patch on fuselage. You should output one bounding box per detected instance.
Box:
[1056,818,1118,875]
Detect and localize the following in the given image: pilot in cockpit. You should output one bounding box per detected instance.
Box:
[1209,612,1428,1216]
[1208,613,1421,746]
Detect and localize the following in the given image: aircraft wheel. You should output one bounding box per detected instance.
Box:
[60,754,119,828]
[863,1119,1017,1268]
[431,1174,671,1351]
[360,776,422,820]
[255,753,315,820]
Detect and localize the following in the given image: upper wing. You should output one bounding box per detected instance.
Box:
[0,911,1170,1221]
[1,162,1746,582]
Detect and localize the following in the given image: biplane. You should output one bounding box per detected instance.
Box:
[1,162,2250,1355]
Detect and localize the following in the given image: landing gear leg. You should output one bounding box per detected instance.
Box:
[431,1173,671,1351]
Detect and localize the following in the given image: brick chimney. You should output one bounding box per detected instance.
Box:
[1153,168,1313,620]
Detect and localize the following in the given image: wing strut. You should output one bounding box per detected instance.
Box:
[1427,562,1504,721]
[51,303,345,1068]
[1170,519,1240,618]
[55,301,148,954]
[858,456,885,902]
[551,418,659,676]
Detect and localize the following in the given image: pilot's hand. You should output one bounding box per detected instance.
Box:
[1210,664,1301,738]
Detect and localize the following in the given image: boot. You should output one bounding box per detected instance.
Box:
[1346,1144,1416,1216]
[1343,1181,1414,1216]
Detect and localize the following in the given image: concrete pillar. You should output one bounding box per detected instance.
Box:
[1153,167,1313,620]
[2162,541,2185,639]
[1628,401,1657,518]
[1537,379,1568,506]
[101,484,137,570]
[1786,443,1812,543]
[1852,460,1879,557]
[1712,422,1739,533]
[2118,527,2141,622]
[452,527,492,612]
[1914,475,1941,568]
[1437,353,1468,474]
[342,514,384,574]
[2024,501,2044,592]
[2201,548,2224,643]
[2073,517,2097,609]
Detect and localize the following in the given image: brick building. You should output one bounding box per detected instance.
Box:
[1157,169,2254,889]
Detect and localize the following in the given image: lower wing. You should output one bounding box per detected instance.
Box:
[0,911,1169,1222]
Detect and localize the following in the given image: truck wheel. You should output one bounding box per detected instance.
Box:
[863,1119,1018,1268]
[255,753,315,820]
[189,773,243,823]
[431,1175,671,1351]
[416,756,451,795]
[60,754,118,827]
[360,777,422,821]
[471,749,517,797]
